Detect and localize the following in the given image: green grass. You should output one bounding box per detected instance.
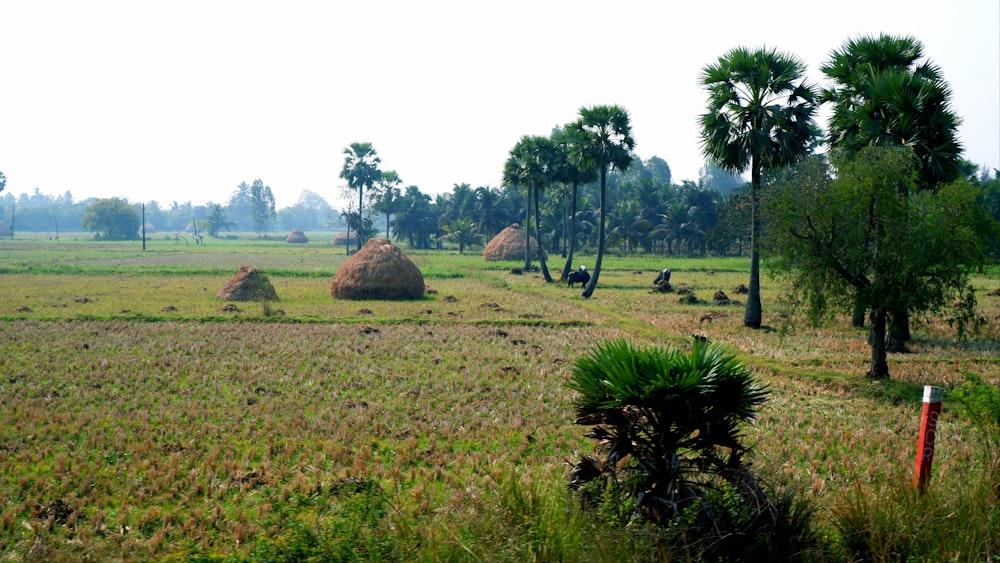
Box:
[0,237,999,561]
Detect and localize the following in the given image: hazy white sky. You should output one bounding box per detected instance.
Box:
[1,0,997,209]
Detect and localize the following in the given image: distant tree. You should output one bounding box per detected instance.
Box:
[340,142,382,251]
[438,218,483,254]
[700,46,819,327]
[553,126,599,280]
[568,105,636,298]
[248,179,276,238]
[205,204,237,237]
[392,186,436,249]
[504,135,561,281]
[765,148,989,379]
[699,161,745,194]
[372,170,402,239]
[227,182,254,232]
[0,170,6,194]
[644,156,672,187]
[81,198,141,240]
[472,186,508,240]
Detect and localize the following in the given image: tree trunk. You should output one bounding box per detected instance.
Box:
[582,168,607,299]
[535,184,552,282]
[852,295,866,328]
[744,159,763,328]
[888,310,911,352]
[523,186,532,271]
[868,307,891,379]
[561,181,579,282]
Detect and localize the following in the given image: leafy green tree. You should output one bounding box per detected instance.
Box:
[822,33,964,343]
[765,148,989,379]
[205,204,237,237]
[81,198,141,240]
[438,218,483,254]
[392,186,437,249]
[569,338,769,525]
[472,186,510,240]
[0,170,6,194]
[340,142,382,251]
[249,179,276,238]
[567,105,635,298]
[700,46,819,327]
[504,135,561,281]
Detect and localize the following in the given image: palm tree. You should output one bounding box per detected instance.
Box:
[504,135,560,282]
[339,142,382,251]
[204,203,237,237]
[438,218,483,254]
[568,338,769,524]
[554,127,598,281]
[372,170,402,239]
[823,33,963,343]
[700,46,819,327]
[567,105,636,298]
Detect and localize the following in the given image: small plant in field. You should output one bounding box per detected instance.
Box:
[567,339,819,559]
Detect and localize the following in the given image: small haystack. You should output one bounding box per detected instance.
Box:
[140,222,157,234]
[217,265,279,302]
[286,228,308,243]
[0,220,10,237]
[333,231,358,247]
[330,238,424,300]
[483,224,541,262]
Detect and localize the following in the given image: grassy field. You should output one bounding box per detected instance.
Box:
[1,237,999,561]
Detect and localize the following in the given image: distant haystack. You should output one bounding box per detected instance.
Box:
[330,238,424,300]
[286,228,308,243]
[332,231,358,247]
[140,222,157,234]
[0,220,10,237]
[483,224,541,262]
[217,265,279,302]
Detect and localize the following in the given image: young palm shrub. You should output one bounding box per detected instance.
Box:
[567,339,818,559]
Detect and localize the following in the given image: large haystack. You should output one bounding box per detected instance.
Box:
[0,221,10,237]
[286,228,308,243]
[332,231,358,247]
[217,265,280,302]
[483,224,541,261]
[330,238,424,300]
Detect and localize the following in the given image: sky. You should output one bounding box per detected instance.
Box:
[1,0,997,210]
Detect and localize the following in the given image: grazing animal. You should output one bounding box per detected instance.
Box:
[653,269,671,285]
[567,266,590,288]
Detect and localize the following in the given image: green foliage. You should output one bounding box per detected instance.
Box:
[568,339,769,523]
[80,197,141,240]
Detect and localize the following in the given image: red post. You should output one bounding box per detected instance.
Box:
[913,385,943,491]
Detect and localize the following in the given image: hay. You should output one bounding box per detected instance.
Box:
[330,238,425,300]
[332,231,358,247]
[0,221,10,237]
[217,265,280,302]
[139,222,156,234]
[286,228,309,243]
[483,224,541,261]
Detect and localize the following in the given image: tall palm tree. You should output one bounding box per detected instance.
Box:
[823,34,962,344]
[339,142,382,251]
[568,105,635,298]
[504,135,559,282]
[700,46,819,327]
[554,127,598,281]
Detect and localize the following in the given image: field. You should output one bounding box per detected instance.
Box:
[1,236,999,561]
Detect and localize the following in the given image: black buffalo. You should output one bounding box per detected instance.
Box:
[568,266,590,288]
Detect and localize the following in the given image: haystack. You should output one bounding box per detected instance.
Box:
[332,231,358,247]
[483,224,541,261]
[0,221,10,237]
[217,265,279,302]
[286,228,308,243]
[330,238,424,300]
[140,222,157,234]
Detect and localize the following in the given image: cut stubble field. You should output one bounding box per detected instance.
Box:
[0,239,999,560]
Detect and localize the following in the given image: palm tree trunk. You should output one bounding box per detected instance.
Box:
[744,160,763,328]
[561,181,579,281]
[534,184,552,282]
[582,169,607,299]
[357,190,364,252]
[523,186,532,271]
[868,307,890,379]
